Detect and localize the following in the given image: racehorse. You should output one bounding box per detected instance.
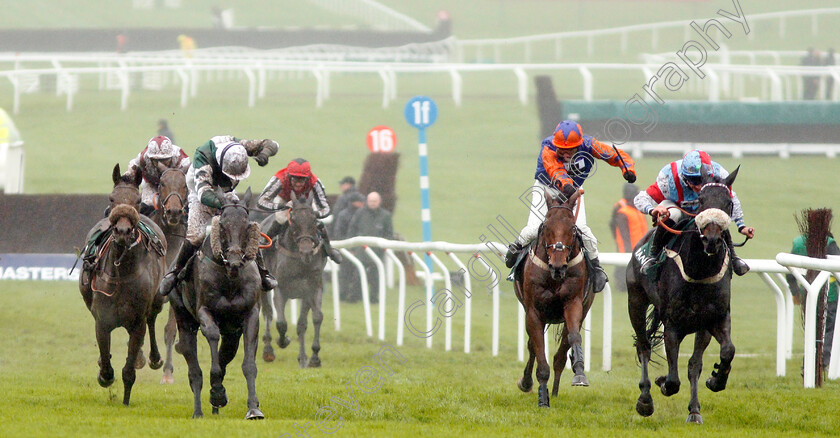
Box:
[626,168,740,424]
[513,188,594,408]
[79,163,166,405]
[259,194,328,368]
[168,188,265,419]
[149,168,188,385]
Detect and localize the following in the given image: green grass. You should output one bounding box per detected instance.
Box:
[0,279,837,437]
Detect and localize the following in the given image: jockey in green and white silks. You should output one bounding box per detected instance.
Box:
[158,135,279,296]
[123,136,191,216]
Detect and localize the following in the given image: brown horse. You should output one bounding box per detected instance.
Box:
[168,188,264,419]
[259,194,328,368]
[148,168,188,385]
[79,163,167,405]
[514,188,594,408]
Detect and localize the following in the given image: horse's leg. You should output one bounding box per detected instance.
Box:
[687,330,712,424]
[197,307,226,413]
[297,299,311,368]
[706,314,736,393]
[656,327,683,396]
[95,321,115,388]
[564,299,589,387]
[525,309,550,407]
[242,304,265,419]
[178,324,203,418]
[307,291,324,368]
[551,324,571,396]
[161,306,177,384]
[122,321,146,406]
[275,292,292,349]
[216,331,241,416]
[628,287,654,417]
[146,294,164,370]
[517,337,536,393]
[260,289,276,362]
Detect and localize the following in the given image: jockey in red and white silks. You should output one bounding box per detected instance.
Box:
[124,136,190,215]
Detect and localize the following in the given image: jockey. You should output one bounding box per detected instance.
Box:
[505,120,637,293]
[257,158,342,264]
[158,135,279,296]
[123,135,190,216]
[633,150,755,276]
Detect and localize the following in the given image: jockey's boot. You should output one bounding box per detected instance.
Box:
[139,202,155,217]
[640,221,671,273]
[316,221,343,264]
[256,251,278,291]
[589,257,608,293]
[505,241,524,269]
[724,230,750,276]
[263,219,286,240]
[159,241,197,297]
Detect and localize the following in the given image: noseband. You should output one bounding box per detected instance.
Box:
[157,169,186,222]
[542,204,582,265]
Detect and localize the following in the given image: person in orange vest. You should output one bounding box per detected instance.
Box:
[609,183,648,291]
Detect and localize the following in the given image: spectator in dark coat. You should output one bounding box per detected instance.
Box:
[329,176,358,234]
[347,192,393,303]
[334,191,366,302]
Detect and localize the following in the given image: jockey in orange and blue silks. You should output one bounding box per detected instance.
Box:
[506,120,637,293]
[633,150,755,276]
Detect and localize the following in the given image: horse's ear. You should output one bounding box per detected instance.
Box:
[543,189,557,208]
[131,167,142,187]
[724,165,740,188]
[242,187,253,206]
[112,163,121,186]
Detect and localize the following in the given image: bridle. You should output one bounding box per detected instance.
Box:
[656,182,732,235]
[157,168,186,223]
[542,203,582,264]
[287,205,319,249]
[215,202,250,267]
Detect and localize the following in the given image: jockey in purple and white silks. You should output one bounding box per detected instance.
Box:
[123,136,191,216]
[633,150,755,276]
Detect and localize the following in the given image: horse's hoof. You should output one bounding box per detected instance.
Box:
[537,385,550,408]
[278,337,291,349]
[212,407,219,415]
[307,357,321,368]
[656,376,680,396]
[262,350,275,363]
[517,377,533,393]
[98,372,115,388]
[245,408,265,420]
[706,372,729,392]
[636,395,654,417]
[149,358,164,370]
[686,412,703,424]
[210,389,228,409]
[571,374,589,387]
[192,412,203,419]
[298,357,309,368]
[160,372,174,385]
[134,353,146,370]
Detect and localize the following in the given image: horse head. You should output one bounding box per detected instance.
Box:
[108,204,140,249]
[110,163,141,212]
[211,187,260,279]
[542,188,582,280]
[158,168,187,227]
[287,193,319,264]
[695,166,738,255]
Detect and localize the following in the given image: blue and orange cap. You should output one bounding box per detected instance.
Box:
[551,120,584,149]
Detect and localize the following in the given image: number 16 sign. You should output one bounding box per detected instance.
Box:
[404,96,438,248]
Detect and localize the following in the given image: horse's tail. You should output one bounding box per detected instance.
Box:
[633,305,664,363]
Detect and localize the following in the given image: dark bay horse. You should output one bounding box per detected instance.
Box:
[169,188,264,419]
[79,164,166,405]
[514,189,593,408]
[259,195,328,368]
[149,168,188,385]
[626,168,740,424]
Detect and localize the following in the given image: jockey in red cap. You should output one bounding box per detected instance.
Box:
[505,120,637,293]
[257,158,342,263]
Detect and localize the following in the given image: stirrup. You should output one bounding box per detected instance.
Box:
[261,272,278,291]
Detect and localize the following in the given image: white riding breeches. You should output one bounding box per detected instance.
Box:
[515,179,599,259]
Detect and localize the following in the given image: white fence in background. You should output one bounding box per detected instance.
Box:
[305,0,430,32]
[2,54,839,115]
[454,8,840,63]
[303,237,838,387]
